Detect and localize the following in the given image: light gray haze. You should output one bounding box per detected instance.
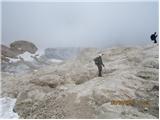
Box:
[1,1,159,49]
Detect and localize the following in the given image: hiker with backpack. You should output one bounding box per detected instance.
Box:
[150,32,158,44]
[94,53,105,77]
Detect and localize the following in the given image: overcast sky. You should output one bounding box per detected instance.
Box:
[1,1,158,49]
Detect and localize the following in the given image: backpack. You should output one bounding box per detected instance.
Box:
[150,34,155,40]
[94,57,99,65]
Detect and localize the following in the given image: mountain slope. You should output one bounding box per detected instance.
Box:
[1,44,159,119]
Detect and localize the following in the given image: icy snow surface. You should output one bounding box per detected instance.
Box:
[0,97,19,119]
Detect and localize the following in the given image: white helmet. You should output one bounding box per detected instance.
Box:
[98,53,104,57]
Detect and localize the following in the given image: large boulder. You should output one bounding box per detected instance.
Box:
[10,40,38,54]
[30,74,65,88]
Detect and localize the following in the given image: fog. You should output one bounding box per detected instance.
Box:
[1,1,158,49]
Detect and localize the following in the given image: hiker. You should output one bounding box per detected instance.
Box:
[94,53,105,77]
[150,32,158,44]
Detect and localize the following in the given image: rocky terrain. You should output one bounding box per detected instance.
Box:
[1,40,38,61]
[1,44,159,119]
[1,42,63,74]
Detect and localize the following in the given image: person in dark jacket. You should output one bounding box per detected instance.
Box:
[94,53,105,77]
[150,32,158,44]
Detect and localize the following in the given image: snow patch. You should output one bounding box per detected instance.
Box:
[49,59,63,63]
[7,57,19,63]
[9,50,45,63]
[17,52,33,61]
[0,97,19,119]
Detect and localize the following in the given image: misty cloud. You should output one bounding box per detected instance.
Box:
[2,1,158,49]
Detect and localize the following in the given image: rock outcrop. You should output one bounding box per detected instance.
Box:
[1,45,19,59]
[1,40,41,73]
[10,40,38,54]
[1,40,38,63]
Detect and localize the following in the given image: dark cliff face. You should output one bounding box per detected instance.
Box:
[44,47,80,60]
